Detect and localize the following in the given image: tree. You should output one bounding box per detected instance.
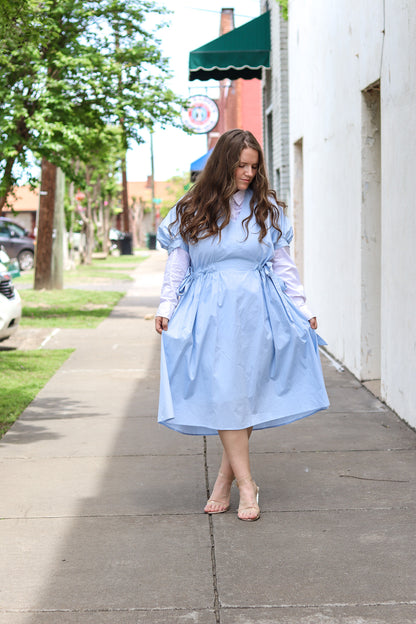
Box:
[71,126,124,264]
[0,0,183,287]
[160,172,192,219]
[0,0,182,209]
[0,1,36,43]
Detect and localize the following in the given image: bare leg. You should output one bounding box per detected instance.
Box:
[218,426,253,480]
[204,427,253,514]
[218,429,260,521]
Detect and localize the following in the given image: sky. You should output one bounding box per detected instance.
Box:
[126,0,261,182]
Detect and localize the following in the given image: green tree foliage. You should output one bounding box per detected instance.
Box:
[0,0,36,40]
[0,0,182,211]
[160,172,192,219]
[69,126,124,262]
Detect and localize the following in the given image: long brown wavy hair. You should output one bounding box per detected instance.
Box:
[171,129,285,244]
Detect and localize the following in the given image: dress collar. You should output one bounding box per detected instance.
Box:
[232,190,246,206]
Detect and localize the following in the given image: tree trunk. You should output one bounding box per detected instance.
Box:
[130,199,139,248]
[34,158,57,289]
[121,152,130,233]
[85,217,94,264]
[51,167,65,289]
[82,198,94,265]
[137,199,145,247]
[0,156,17,215]
[103,201,110,255]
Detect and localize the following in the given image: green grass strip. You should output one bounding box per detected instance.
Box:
[14,253,149,286]
[0,349,74,438]
[21,289,124,328]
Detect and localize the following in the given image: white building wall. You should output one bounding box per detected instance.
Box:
[288,0,416,427]
[380,2,416,425]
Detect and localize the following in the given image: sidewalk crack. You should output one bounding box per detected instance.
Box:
[204,435,221,624]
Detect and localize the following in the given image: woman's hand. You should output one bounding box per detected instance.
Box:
[155,316,169,334]
[309,317,318,330]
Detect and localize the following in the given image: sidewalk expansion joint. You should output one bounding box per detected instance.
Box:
[1,607,217,614]
[2,505,413,521]
[249,447,416,454]
[258,505,414,514]
[0,511,213,520]
[0,452,207,462]
[3,448,413,462]
[204,435,221,624]
[221,600,416,609]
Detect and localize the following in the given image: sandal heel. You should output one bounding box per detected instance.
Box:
[236,476,260,522]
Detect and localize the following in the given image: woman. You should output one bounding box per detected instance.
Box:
[155,129,329,522]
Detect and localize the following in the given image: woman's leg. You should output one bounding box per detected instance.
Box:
[218,428,259,521]
[204,427,253,514]
[218,426,253,480]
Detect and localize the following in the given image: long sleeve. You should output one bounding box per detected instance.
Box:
[156,247,190,319]
[272,246,315,320]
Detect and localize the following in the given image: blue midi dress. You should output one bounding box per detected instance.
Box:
[157,190,329,435]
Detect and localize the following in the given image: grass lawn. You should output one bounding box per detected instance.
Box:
[0,252,150,437]
[20,289,125,328]
[0,349,73,438]
[16,252,151,328]
[14,252,149,287]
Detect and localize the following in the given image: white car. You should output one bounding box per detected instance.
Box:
[0,259,22,342]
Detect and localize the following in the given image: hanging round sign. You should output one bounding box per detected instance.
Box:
[182,95,219,134]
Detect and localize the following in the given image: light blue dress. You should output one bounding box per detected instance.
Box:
[157,190,329,435]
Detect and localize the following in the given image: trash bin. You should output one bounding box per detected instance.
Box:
[146,233,157,250]
[120,233,133,255]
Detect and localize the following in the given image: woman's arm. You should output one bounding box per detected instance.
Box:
[272,246,317,328]
[155,247,190,334]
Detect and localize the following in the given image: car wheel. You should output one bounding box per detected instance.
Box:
[18,249,34,271]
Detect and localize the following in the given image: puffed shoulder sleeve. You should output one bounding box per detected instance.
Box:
[157,206,189,255]
[271,206,294,249]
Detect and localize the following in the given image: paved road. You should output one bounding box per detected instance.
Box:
[1,251,415,624]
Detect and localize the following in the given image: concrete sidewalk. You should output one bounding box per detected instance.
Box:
[0,252,415,624]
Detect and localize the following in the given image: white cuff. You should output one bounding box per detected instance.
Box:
[298,303,315,322]
[156,301,177,320]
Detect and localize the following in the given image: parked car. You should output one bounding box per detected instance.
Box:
[0,245,20,279]
[0,260,21,342]
[0,217,35,271]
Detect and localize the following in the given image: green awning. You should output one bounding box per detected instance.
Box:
[189,11,270,81]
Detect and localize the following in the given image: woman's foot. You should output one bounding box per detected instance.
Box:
[236,475,260,521]
[204,471,234,514]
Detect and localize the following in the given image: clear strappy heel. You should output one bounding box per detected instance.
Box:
[236,475,260,521]
[204,471,234,514]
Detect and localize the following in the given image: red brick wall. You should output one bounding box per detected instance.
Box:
[241,78,263,146]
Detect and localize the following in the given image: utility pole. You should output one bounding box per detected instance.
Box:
[121,148,130,234]
[150,131,156,232]
[115,24,131,246]
[35,158,57,290]
[51,167,65,289]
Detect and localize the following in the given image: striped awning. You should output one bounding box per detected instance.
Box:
[189,11,270,82]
